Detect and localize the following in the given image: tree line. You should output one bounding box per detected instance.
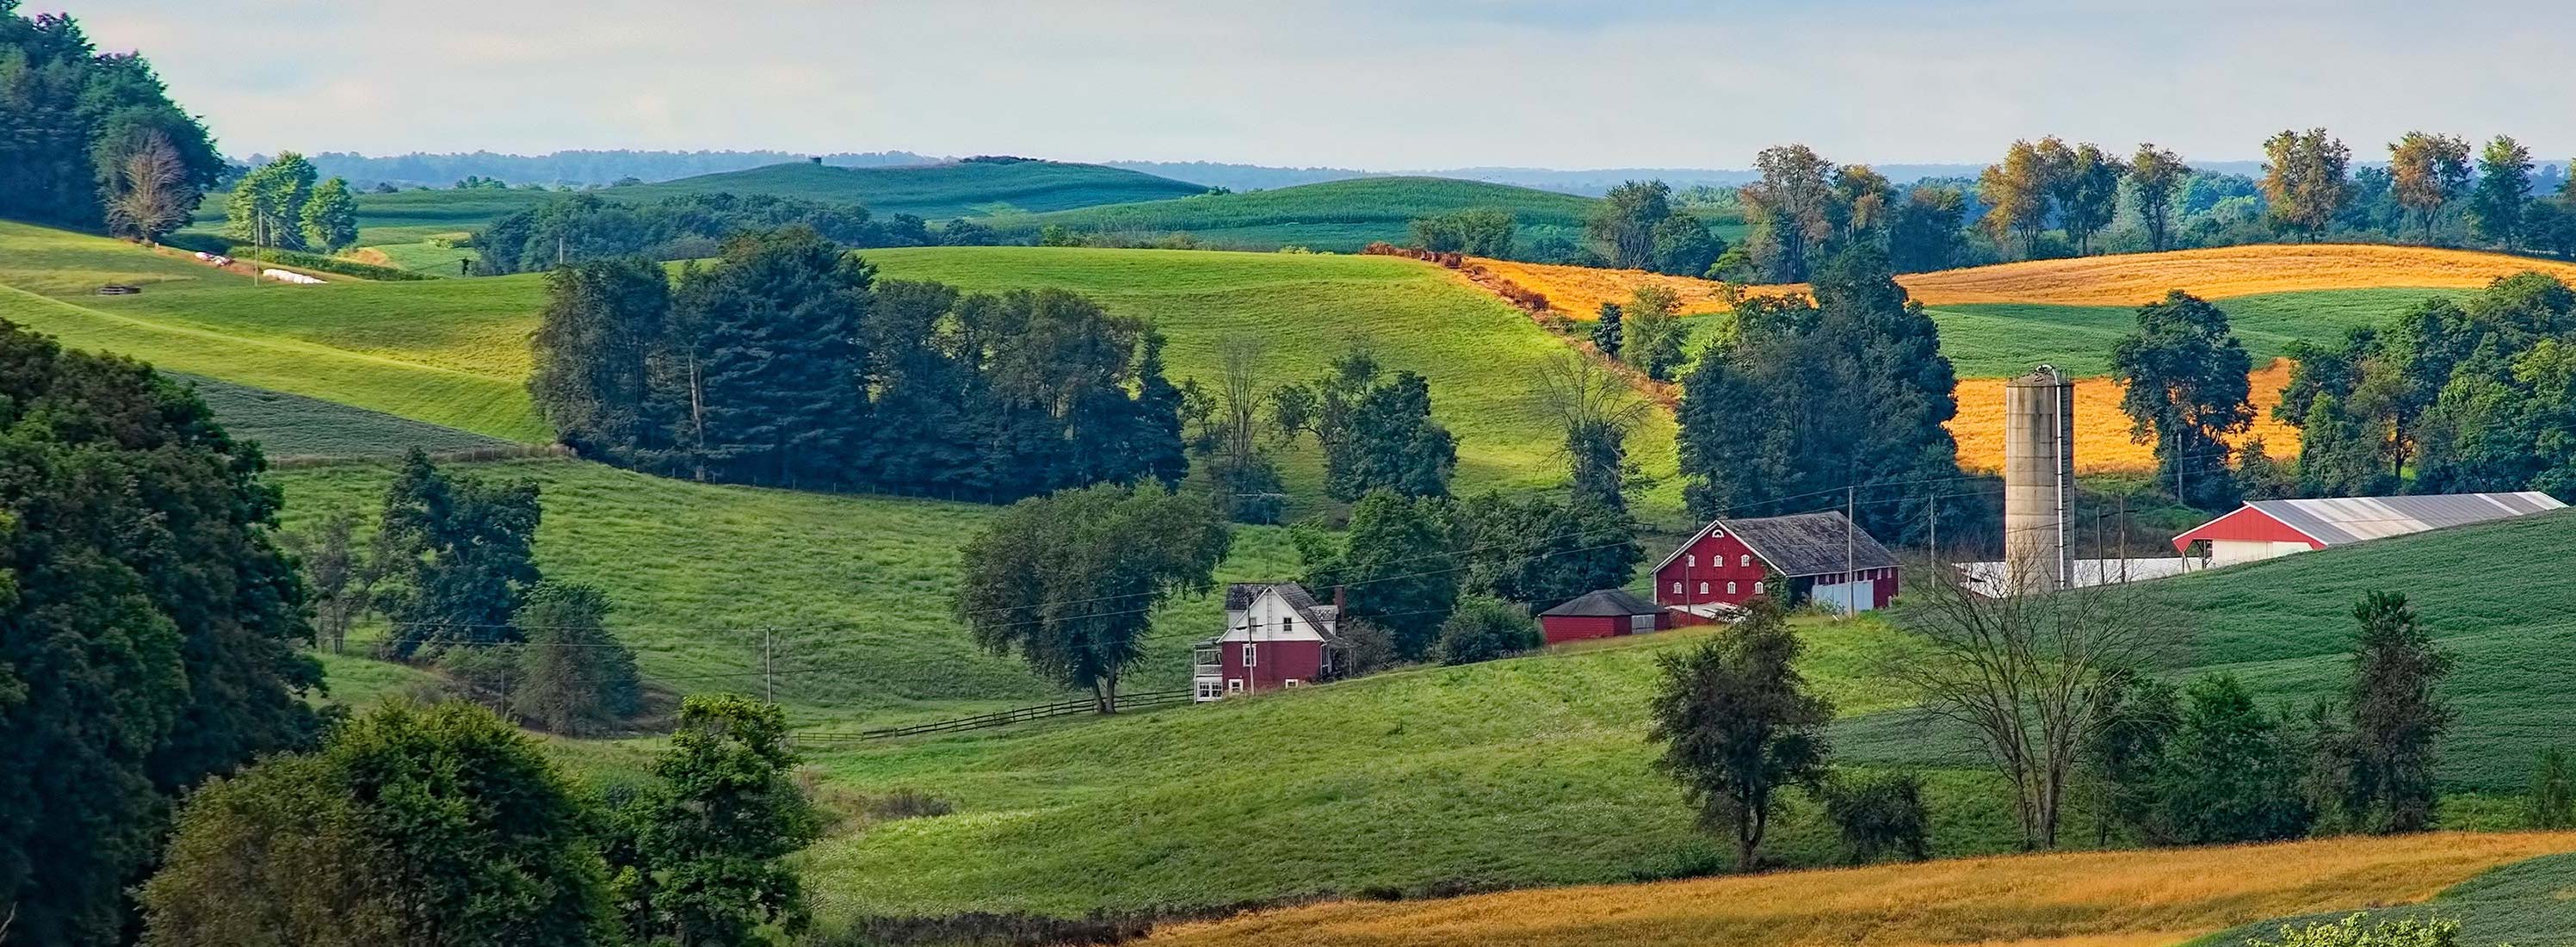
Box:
[529,228,1188,501]
[225,152,361,253]
[1,0,225,242]
[474,191,960,275]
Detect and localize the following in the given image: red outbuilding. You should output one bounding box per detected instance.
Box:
[2170,492,2566,566]
[1193,583,1340,702]
[1537,588,1671,645]
[1652,511,1900,622]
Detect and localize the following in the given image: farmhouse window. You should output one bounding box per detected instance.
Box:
[1687,554,1696,567]
[1671,581,1682,595]
[1242,643,1257,666]
[1284,679,1302,689]
[1226,679,1245,695]
[1739,554,1751,567]
[1753,581,1764,596]
[1697,582,1708,595]
[1727,582,1737,595]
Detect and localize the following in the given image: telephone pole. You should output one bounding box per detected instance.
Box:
[1844,484,1857,617]
[763,627,775,703]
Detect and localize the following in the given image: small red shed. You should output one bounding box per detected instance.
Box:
[1537,588,1671,644]
[1652,511,1900,621]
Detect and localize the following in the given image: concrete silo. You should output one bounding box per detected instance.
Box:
[2003,365,2074,592]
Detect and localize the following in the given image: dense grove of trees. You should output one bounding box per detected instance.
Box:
[223,152,361,252]
[529,228,1189,500]
[475,192,948,274]
[2,0,225,239]
[0,322,321,946]
[1676,244,1966,543]
[139,694,819,947]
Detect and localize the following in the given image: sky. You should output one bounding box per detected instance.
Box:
[45,0,2576,170]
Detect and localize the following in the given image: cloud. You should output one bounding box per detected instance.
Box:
[43,0,2576,168]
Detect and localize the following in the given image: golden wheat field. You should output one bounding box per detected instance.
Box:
[1474,244,2576,315]
[1141,832,2576,947]
[1950,359,2301,474]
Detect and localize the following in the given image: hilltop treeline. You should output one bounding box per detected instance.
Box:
[1,1,224,239]
[475,192,939,274]
[531,227,1187,499]
[295,148,938,188]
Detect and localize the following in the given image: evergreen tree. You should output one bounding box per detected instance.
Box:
[2110,290,2255,509]
[1648,597,1833,870]
[670,226,872,486]
[2343,591,2451,832]
[374,449,543,657]
[1298,491,1458,661]
[1130,330,1190,491]
[613,695,823,946]
[1320,368,1456,500]
[0,321,319,947]
[300,176,360,251]
[1591,301,1624,356]
[529,257,670,461]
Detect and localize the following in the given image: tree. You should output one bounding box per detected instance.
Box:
[281,509,371,654]
[1648,215,1725,277]
[1301,358,1456,501]
[2054,143,2127,255]
[2530,749,2576,829]
[0,320,319,947]
[1887,185,1968,273]
[1979,139,2054,257]
[1298,491,1457,661]
[1677,245,1964,545]
[1647,598,1833,870]
[144,701,615,947]
[300,176,360,252]
[225,152,318,251]
[2342,591,2451,832]
[2,4,224,231]
[510,582,640,736]
[2387,132,2472,241]
[99,127,196,242]
[530,257,670,461]
[1891,571,2170,850]
[1587,180,1674,269]
[1193,337,1287,524]
[374,449,544,658]
[668,227,871,486]
[2259,128,2352,240]
[2157,674,2312,844]
[1739,145,1840,281]
[958,485,1230,712]
[614,694,823,946]
[1131,330,1190,491]
[1817,771,1931,863]
[1591,301,1624,356]
[1535,354,1651,511]
[1622,283,1690,381]
[2468,134,2533,248]
[2080,672,2180,845]
[2110,291,2255,509]
[1410,208,1516,257]
[1454,491,1637,613]
[2128,144,2190,252]
[1435,597,1541,665]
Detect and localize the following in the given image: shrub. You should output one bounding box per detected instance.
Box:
[1327,617,1401,678]
[2529,748,2576,829]
[231,245,436,280]
[1818,771,1932,863]
[1434,597,1541,665]
[2242,913,2462,947]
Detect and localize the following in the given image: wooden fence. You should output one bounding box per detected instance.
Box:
[794,688,1195,746]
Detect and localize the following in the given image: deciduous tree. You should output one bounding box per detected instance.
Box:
[99,127,196,242]
[2157,674,2313,844]
[225,152,318,251]
[2387,132,2472,241]
[2054,142,2127,255]
[2468,134,2533,248]
[2128,144,2190,252]
[1648,598,1833,870]
[1740,145,1840,281]
[1587,180,1674,269]
[300,176,360,252]
[374,449,543,658]
[1979,139,2054,258]
[2341,591,2451,832]
[2110,291,2254,509]
[1297,491,1457,661]
[2259,128,2352,241]
[613,694,823,946]
[510,582,640,736]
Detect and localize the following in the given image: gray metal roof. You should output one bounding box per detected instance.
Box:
[2245,492,2567,546]
[1722,511,1900,578]
[1540,588,1664,617]
[1224,582,1337,634]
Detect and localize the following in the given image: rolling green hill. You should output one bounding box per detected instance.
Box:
[2193,851,2576,947]
[986,176,1609,251]
[177,374,512,460]
[189,158,1208,247]
[1925,287,2472,378]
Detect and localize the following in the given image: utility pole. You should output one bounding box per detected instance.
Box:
[2118,492,2130,585]
[1844,484,1856,617]
[763,627,775,703]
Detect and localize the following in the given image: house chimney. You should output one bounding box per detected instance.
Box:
[1334,585,1346,613]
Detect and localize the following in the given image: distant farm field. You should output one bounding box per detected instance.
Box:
[994,176,1604,252]
[1141,832,2576,947]
[1900,243,2576,306]
[177,374,511,460]
[1950,359,2302,474]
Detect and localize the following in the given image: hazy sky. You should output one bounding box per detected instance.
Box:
[46,0,2576,169]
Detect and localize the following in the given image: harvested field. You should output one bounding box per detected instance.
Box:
[1142,832,2576,947]
[1900,244,2576,306]
[1467,257,1741,318]
[1950,359,2301,474]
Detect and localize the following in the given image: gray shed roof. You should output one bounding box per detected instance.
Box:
[1540,588,1665,617]
[1723,511,1900,578]
[2243,492,2566,546]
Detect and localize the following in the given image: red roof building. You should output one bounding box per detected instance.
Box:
[1652,511,1900,621]
[2171,492,2567,566]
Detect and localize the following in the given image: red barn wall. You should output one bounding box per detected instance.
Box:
[1220,639,1325,693]
[1541,615,1621,645]
[1654,529,1772,610]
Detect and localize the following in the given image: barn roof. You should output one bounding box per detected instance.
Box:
[1540,588,1665,617]
[1724,511,1900,578]
[2203,492,2565,547]
[1224,582,1338,634]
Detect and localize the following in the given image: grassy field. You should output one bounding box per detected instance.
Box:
[2196,851,2576,947]
[989,176,1605,251]
[176,374,510,460]
[794,616,1982,926]
[1141,833,2576,947]
[267,456,1313,725]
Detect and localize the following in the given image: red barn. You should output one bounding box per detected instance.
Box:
[1538,588,1671,645]
[1653,511,1900,621]
[1192,582,1340,702]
